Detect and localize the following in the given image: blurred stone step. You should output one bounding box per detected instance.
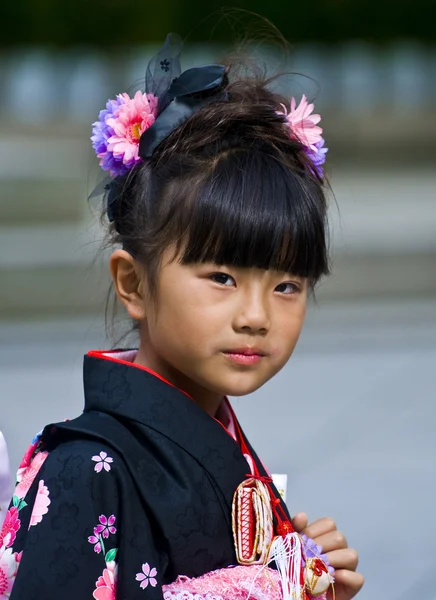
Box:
[0,263,111,319]
[321,252,436,300]
[0,180,86,224]
[0,224,101,268]
[0,135,97,225]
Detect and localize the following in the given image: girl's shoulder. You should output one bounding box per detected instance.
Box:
[13,432,125,507]
[5,435,126,557]
[3,436,130,600]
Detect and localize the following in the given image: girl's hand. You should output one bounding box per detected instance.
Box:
[292,512,364,600]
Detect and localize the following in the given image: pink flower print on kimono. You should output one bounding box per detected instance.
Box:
[28,480,50,528]
[0,547,21,599]
[136,563,158,589]
[88,515,117,554]
[15,450,49,500]
[92,452,114,473]
[93,561,118,600]
[0,507,20,549]
[95,515,117,540]
[88,532,104,555]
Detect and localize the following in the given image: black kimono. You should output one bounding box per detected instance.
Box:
[2,350,290,599]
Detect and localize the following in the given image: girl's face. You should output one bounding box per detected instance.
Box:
[129,249,308,415]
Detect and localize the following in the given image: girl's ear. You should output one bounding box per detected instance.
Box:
[109,249,148,321]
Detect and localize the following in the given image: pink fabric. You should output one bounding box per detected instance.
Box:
[163,565,327,600]
[215,402,238,441]
[28,480,50,528]
[0,507,20,549]
[164,565,282,600]
[15,451,49,500]
[103,350,138,363]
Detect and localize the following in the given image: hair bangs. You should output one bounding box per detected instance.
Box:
[177,150,329,282]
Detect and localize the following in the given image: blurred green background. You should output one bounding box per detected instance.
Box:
[3,0,436,45]
[1,5,435,600]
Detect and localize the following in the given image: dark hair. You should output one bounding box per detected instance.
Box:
[103,66,330,317]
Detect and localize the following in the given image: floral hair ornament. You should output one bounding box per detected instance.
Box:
[278,95,328,178]
[90,34,228,222]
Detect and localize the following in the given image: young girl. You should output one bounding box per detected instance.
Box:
[1,35,364,600]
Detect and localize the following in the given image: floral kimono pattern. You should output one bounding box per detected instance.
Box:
[0,433,127,600]
[0,430,170,600]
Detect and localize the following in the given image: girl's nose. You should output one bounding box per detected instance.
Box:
[232,293,270,334]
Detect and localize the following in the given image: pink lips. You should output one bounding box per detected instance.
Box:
[222,347,266,365]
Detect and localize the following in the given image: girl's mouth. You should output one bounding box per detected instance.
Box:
[222,347,266,365]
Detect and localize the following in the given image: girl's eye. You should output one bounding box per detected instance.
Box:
[209,272,235,287]
[275,282,300,295]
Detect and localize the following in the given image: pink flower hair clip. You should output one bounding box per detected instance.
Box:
[91,90,158,177]
[91,91,159,178]
[278,94,328,177]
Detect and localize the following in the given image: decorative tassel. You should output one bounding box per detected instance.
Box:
[232,477,274,565]
[267,533,304,600]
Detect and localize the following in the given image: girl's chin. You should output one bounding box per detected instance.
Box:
[213,377,268,398]
[211,362,283,397]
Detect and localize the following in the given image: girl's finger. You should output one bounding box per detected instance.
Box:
[291,512,308,533]
[301,517,338,540]
[325,548,359,571]
[333,569,365,598]
[311,529,348,553]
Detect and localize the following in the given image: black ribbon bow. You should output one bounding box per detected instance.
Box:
[139,65,227,157]
[138,33,227,157]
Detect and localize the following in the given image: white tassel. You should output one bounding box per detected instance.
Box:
[267,533,303,600]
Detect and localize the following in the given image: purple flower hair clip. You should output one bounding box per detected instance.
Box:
[91,91,159,178]
[278,95,328,177]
